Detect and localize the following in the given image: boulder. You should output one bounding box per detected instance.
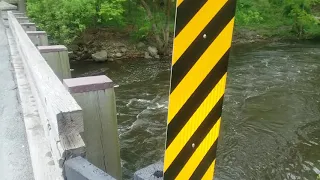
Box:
[144,52,152,59]
[137,42,145,48]
[92,50,108,62]
[116,52,122,57]
[148,46,158,57]
[68,44,79,51]
[120,47,127,53]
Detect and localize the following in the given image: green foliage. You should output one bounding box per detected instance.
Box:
[123,0,175,41]
[27,0,127,44]
[235,0,320,39]
[99,0,126,26]
[235,0,266,25]
[27,0,175,45]
[236,9,264,25]
[27,0,319,45]
[27,0,96,44]
[283,0,319,38]
[127,6,152,40]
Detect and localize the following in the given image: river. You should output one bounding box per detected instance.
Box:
[71,41,320,180]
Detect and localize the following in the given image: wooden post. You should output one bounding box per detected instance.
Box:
[20,23,36,31]
[38,45,71,81]
[63,75,122,180]
[16,16,29,23]
[26,31,48,46]
[18,0,26,13]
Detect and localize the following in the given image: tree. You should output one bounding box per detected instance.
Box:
[139,0,174,55]
[284,0,319,38]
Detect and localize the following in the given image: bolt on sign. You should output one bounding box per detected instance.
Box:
[163,0,237,179]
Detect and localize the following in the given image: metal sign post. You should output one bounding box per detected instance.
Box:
[163,0,237,179]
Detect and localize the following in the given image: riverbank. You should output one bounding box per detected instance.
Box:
[67,27,165,63]
[66,28,271,63]
[67,26,316,63]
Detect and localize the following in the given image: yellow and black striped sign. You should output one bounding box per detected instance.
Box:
[163,0,237,179]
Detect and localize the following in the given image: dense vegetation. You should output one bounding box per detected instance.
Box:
[235,0,320,39]
[27,0,175,54]
[26,0,320,52]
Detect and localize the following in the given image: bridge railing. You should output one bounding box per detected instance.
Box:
[6,9,121,180]
[7,10,85,169]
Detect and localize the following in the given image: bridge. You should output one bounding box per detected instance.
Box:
[0,2,122,180]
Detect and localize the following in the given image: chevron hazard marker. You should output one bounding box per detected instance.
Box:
[163,0,237,179]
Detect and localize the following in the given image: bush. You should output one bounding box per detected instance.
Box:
[284,0,320,38]
[27,0,96,44]
[27,0,126,44]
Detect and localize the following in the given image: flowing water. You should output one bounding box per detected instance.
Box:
[71,42,320,180]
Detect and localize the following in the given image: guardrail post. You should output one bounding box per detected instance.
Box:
[16,16,29,23]
[26,31,48,46]
[63,75,122,180]
[38,45,71,81]
[20,23,36,31]
[18,0,26,13]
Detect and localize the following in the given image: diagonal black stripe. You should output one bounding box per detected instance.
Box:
[164,96,224,179]
[175,0,207,36]
[190,140,218,180]
[166,50,230,148]
[170,0,236,93]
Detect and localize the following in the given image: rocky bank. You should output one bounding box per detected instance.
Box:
[67,28,166,63]
[68,27,270,63]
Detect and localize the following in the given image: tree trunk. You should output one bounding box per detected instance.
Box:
[162,0,172,55]
[140,0,164,50]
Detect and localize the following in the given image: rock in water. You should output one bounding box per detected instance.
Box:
[120,47,127,53]
[116,52,122,57]
[92,50,108,62]
[144,52,152,59]
[148,46,158,57]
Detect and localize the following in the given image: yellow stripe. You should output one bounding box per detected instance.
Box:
[172,0,228,65]
[202,160,216,180]
[177,0,184,7]
[175,119,221,179]
[168,18,234,124]
[176,119,221,179]
[164,74,227,171]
